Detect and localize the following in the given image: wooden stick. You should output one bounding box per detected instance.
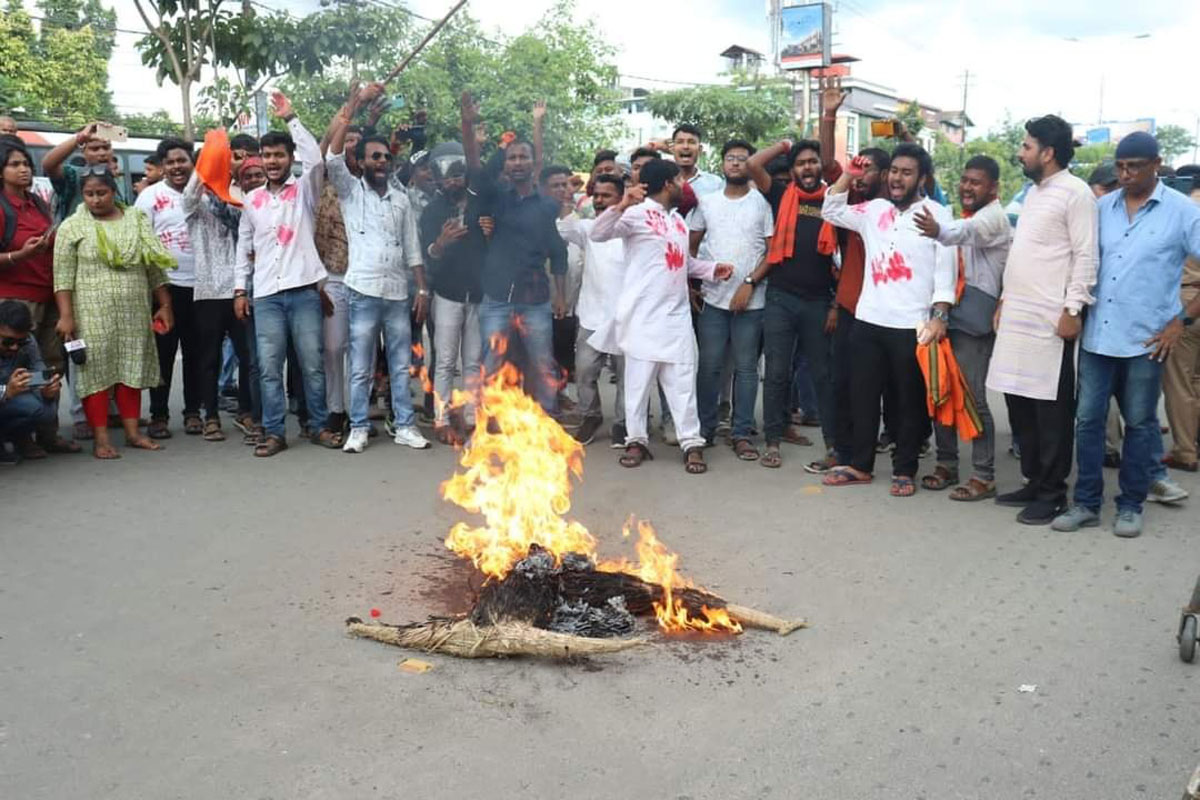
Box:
[725,604,809,636]
[346,617,647,659]
[381,0,468,85]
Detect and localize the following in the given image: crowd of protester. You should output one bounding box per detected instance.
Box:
[1,79,1199,538]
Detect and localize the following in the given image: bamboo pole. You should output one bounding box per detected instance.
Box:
[381,0,469,85]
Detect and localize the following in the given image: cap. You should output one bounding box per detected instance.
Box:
[1114,131,1159,161]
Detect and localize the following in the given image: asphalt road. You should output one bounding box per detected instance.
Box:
[2,381,1198,799]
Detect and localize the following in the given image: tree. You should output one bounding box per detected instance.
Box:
[644,78,792,171]
[1156,124,1196,164]
[0,0,113,126]
[932,117,1028,211]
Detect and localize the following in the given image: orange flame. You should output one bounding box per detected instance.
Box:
[439,360,740,635]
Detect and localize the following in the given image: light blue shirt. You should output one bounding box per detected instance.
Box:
[1083,181,1200,357]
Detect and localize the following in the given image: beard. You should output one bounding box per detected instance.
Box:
[1021,162,1042,182]
[724,174,750,186]
[444,185,467,202]
[890,184,920,208]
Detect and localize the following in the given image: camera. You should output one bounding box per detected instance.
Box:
[65,339,87,365]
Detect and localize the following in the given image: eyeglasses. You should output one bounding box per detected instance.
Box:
[723,154,749,163]
[81,165,113,177]
[1114,160,1152,174]
[0,336,24,348]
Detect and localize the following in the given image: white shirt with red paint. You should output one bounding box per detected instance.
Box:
[234,117,328,300]
[590,198,716,364]
[822,190,956,330]
[135,180,195,288]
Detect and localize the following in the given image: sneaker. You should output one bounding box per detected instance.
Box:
[1008,440,1021,460]
[1113,508,1143,538]
[1017,499,1066,526]
[573,416,602,446]
[875,434,895,453]
[343,427,369,454]
[1103,450,1122,469]
[918,440,932,459]
[996,485,1039,507]
[661,422,678,446]
[384,414,398,438]
[327,411,349,437]
[393,425,431,449]
[1147,478,1189,504]
[1051,505,1100,532]
[610,422,628,449]
[803,451,838,474]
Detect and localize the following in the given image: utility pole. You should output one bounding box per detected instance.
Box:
[243,0,267,137]
[959,69,971,119]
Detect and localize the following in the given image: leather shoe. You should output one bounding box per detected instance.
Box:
[1017,499,1066,526]
[996,485,1039,507]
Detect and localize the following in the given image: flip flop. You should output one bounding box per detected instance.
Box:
[890,476,917,497]
[823,466,872,487]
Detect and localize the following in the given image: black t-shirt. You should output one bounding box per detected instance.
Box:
[765,182,836,300]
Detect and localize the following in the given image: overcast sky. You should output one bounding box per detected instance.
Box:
[94,0,1200,159]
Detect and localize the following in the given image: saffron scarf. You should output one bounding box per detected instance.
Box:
[768,182,837,266]
[954,207,974,303]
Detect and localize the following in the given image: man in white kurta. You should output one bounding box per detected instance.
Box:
[985,115,1097,524]
[590,160,732,470]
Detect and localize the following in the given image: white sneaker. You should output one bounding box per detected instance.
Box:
[1147,477,1189,504]
[342,427,369,454]
[393,425,431,450]
[661,422,678,446]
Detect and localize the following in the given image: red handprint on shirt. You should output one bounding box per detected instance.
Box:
[645,209,668,237]
[870,250,912,285]
[665,241,685,271]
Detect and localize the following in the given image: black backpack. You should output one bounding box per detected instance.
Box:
[0,191,52,252]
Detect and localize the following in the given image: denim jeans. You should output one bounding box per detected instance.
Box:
[762,288,834,447]
[254,286,328,438]
[696,304,763,441]
[0,390,55,441]
[479,296,557,414]
[1074,349,1163,514]
[347,289,413,431]
[790,354,819,417]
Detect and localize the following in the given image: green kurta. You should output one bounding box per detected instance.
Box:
[52,205,175,398]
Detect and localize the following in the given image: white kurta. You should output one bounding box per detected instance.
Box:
[589,198,716,364]
[986,169,1098,401]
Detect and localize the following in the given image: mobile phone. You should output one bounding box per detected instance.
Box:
[26,369,58,388]
[94,122,128,143]
[870,119,898,138]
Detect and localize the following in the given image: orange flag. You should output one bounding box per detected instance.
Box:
[193,128,239,207]
[916,337,983,441]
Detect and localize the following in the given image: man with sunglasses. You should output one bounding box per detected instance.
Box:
[0,300,61,463]
[1052,132,1200,538]
[325,83,430,454]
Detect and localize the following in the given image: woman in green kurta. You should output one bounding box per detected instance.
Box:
[53,168,177,459]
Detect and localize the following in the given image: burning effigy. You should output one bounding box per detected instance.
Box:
[347,362,806,659]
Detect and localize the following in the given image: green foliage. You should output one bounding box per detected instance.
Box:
[645,79,792,171]
[0,0,113,126]
[1070,142,1116,183]
[279,0,624,169]
[1156,124,1196,163]
[896,100,924,137]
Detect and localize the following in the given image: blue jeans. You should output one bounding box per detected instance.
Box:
[1074,349,1163,514]
[790,354,819,418]
[697,304,763,440]
[0,391,55,441]
[347,289,413,431]
[255,286,328,438]
[479,296,557,415]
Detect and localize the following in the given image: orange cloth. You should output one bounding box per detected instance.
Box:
[767,183,837,265]
[917,338,983,441]
[953,207,974,303]
[193,129,240,207]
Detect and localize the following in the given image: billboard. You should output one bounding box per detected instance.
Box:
[779,2,831,69]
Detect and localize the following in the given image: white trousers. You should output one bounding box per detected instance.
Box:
[431,294,482,425]
[624,355,704,451]
[323,279,349,414]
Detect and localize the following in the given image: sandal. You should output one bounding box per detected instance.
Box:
[311,428,343,449]
[73,421,94,441]
[184,415,203,435]
[823,466,872,486]
[147,418,172,439]
[890,475,917,497]
[1163,454,1199,473]
[684,446,708,474]
[244,426,264,446]
[920,465,958,491]
[760,446,783,469]
[42,436,82,454]
[231,414,253,435]
[15,438,48,460]
[733,438,759,462]
[202,419,226,442]
[781,425,812,446]
[949,477,997,502]
[254,434,288,457]
[619,441,653,468]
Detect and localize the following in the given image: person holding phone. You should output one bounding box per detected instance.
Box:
[53,167,176,459]
[0,300,62,462]
[0,139,80,456]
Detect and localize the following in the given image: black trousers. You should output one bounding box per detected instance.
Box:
[832,306,855,463]
[194,299,253,420]
[849,320,928,478]
[1005,339,1076,503]
[151,284,203,421]
[553,314,579,384]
